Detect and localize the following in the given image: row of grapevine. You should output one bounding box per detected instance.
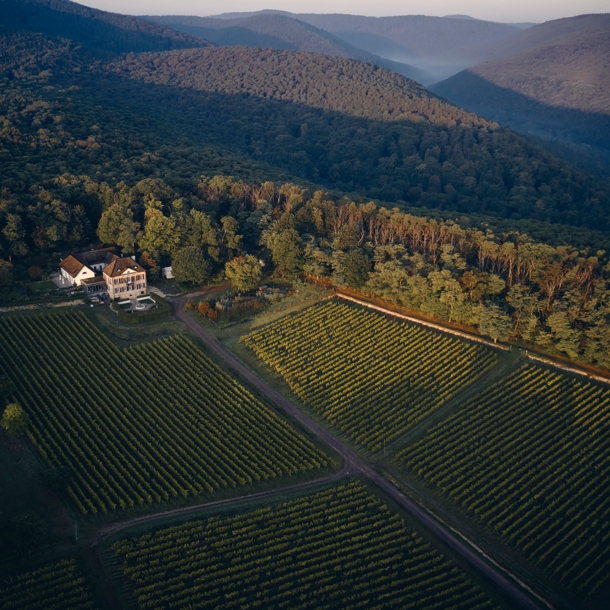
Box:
[398,364,610,596]
[242,300,498,451]
[0,312,328,515]
[111,481,498,610]
[0,559,95,610]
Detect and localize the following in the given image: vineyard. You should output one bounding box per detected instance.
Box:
[242,300,498,451]
[0,312,328,515]
[111,481,497,610]
[0,559,96,610]
[398,364,610,596]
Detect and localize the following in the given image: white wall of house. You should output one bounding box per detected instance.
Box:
[73,267,95,286]
[60,266,95,286]
[60,268,75,286]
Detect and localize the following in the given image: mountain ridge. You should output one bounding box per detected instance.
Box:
[145,14,426,83]
[433,14,610,153]
[0,0,213,53]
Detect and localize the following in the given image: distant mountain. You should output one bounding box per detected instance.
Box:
[146,14,426,83]
[444,15,535,29]
[0,0,212,54]
[205,12,521,82]
[2,6,609,233]
[443,15,477,20]
[285,14,519,62]
[433,14,610,152]
[506,23,537,30]
[463,13,608,62]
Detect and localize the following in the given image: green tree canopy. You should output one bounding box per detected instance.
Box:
[225,255,262,291]
[139,215,180,258]
[479,305,512,344]
[262,228,303,275]
[1,403,29,437]
[171,247,211,285]
[97,203,142,253]
[342,249,371,289]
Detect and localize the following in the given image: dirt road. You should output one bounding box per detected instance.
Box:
[91,465,348,548]
[172,297,552,610]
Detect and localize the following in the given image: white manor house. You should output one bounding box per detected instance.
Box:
[59,248,147,299]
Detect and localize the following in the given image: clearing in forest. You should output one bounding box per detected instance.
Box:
[110,481,498,610]
[398,363,610,597]
[242,300,498,451]
[0,312,329,516]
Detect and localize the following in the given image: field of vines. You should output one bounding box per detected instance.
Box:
[111,481,497,610]
[0,312,328,515]
[0,559,96,610]
[242,300,498,451]
[398,364,610,597]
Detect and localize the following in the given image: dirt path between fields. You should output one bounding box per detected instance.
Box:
[170,295,552,610]
[90,465,348,548]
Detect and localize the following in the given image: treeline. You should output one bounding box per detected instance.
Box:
[82,175,610,369]
[1,158,609,367]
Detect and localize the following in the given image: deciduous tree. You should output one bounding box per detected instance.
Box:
[225,255,262,291]
[1,403,29,437]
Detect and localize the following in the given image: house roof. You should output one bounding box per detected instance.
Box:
[103,257,145,278]
[75,247,117,268]
[59,255,85,278]
[81,276,106,285]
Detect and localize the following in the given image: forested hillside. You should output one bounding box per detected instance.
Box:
[147,14,352,55]
[463,13,609,63]
[211,11,519,63]
[108,46,610,229]
[2,8,610,369]
[146,13,425,82]
[433,15,610,152]
[0,0,212,53]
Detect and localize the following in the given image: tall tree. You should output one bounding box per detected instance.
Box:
[171,247,211,285]
[225,255,262,291]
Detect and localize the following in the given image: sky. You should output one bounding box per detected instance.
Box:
[77,0,608,23]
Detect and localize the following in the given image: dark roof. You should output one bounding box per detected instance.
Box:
[103,257,145,278]
[59,255,85,278]
[74,248,117,267]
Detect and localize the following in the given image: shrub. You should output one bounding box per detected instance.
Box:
[1,403,29,437]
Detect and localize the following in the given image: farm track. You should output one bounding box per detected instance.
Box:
[90,464,349,548]
[172,295,551,610]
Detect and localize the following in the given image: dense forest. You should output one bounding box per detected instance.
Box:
[62,173,610,371]
[146,13,425,82]
[106,47,610,229]
[1,6,610,370]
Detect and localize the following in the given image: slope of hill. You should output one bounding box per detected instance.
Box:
[3,28,610,267]
[433,15,610,152]
[146,14,425,82]
[465,13,610,63]
[107,46,610,228]
[0,0,212,53]
[207,11,521,80]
